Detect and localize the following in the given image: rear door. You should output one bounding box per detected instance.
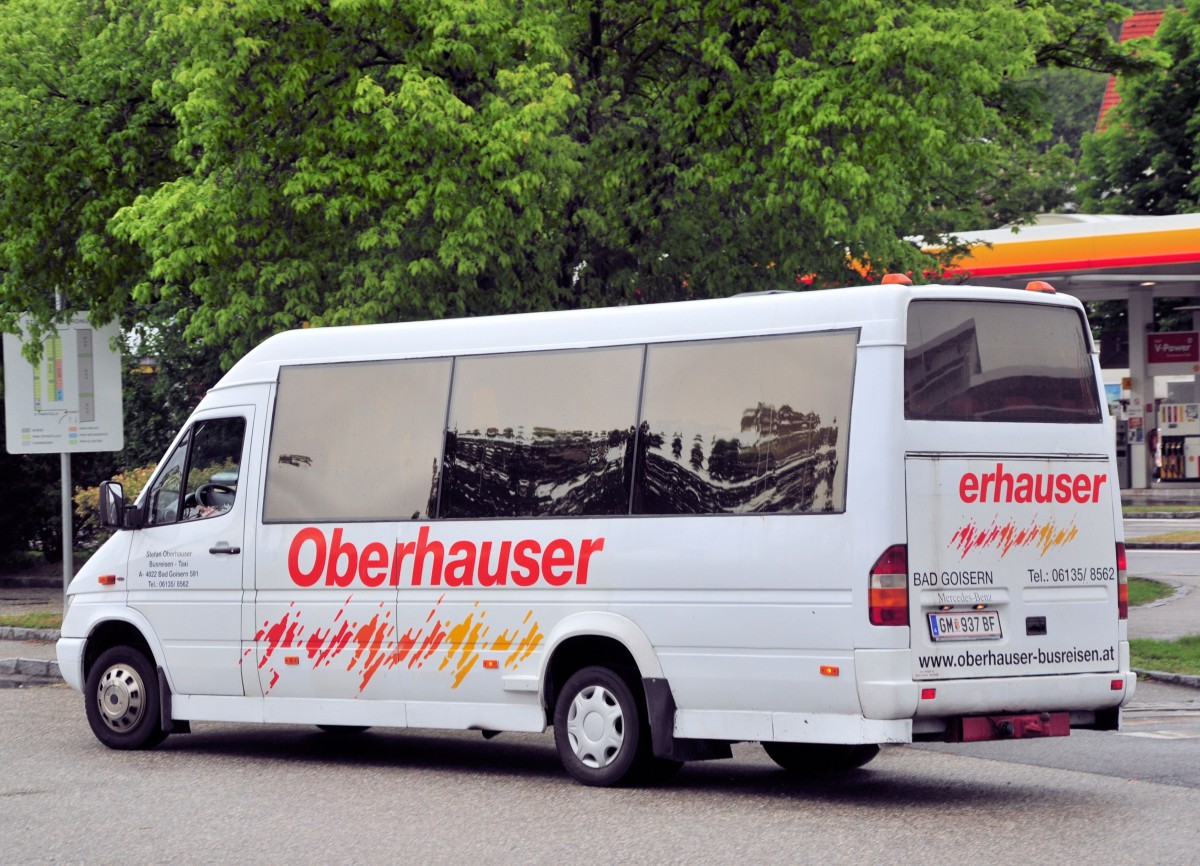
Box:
[906,454,1121,681]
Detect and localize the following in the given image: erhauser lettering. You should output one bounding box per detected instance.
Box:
[958,462,1106,505]
[287,526,605,589]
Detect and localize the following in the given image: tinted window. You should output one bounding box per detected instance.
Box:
[905,301,1102,423]
[264,359,452,522]
[441,347,643,517]
[635,332,856,514]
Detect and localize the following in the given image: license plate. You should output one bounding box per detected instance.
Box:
[928,610,1002,641]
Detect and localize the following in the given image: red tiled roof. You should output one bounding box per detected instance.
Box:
[1096,10,1168,133]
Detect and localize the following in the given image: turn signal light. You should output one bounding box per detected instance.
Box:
[98,574,117,586]
[820,665,840,677]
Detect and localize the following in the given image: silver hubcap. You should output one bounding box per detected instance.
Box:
[95,663,146,733]
[566,684,625,768]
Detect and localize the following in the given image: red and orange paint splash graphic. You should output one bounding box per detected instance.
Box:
[248,594,543,695]
[948,515,1079,559]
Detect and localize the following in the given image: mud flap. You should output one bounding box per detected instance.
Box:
[643,678,732,762]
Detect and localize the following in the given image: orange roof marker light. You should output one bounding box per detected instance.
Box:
[1025,280,1057,294]
[881,273,913,285]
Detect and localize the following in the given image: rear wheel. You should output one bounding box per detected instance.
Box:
[762,742,880,774]
[554,665,680,787]
[85,646,167,750]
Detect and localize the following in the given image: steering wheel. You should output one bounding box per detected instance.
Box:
[196,482,236,508]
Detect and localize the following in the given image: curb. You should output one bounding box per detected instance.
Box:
[1125,541,1200,550]
[0,626,59,642]
[1125,511,1200,520]
[0,628,61,687]
[0,657,61,688]
[1135,668,1200,689]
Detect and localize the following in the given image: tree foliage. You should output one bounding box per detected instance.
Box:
[1080,1,1200,214]
[0,0,1143,368]
[0,0,178,354]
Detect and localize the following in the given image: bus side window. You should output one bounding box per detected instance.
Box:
[183,418,246,520]
[142,417,246,525]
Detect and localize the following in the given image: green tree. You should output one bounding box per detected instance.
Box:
[1035,68,1110,159]
[1080,1,1200,214]
[0,0,1146,366]
[0,0,179,354]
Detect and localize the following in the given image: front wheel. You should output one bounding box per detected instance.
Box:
[84,646,168,750]
[554,665,679,787]
[762,742,880,774]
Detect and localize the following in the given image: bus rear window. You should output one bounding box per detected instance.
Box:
[905,300,1102,423]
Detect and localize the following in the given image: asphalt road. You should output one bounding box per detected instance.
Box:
[4,684,1200,866]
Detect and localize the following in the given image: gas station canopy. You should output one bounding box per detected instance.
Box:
[935,213,1200,489]
[940,213,1200,303]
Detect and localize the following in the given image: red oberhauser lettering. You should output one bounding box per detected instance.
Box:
[359,542,388,587]
[958,463,1109,505]
[478,541,510,587]
[288,526,325,587]
[577,538,604,585]
[1054,474,1072,504]
[511,539,541,586]
[542,539,574,586]
[327,528,358,587]
[445,540,476,587]
[286,528,603,589]
[413,525,444,586]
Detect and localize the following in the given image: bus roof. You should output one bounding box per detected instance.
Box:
[215,283,1088,390]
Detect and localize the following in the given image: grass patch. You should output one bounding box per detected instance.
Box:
[1127,577,1198,675]
[1123,504,1200,514]
[1129,576,1174,607]
[1126,530,1200,544]
[0,612,62,630]
[1131,636,1200,676]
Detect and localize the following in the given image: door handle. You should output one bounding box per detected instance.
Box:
[209,543,242,555]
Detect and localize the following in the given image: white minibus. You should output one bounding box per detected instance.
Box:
[59,277,1133,786]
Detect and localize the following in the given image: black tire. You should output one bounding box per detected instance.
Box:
[762,742,880,774]
[316,725,371,735]
[84,646,168,750]
[554,665,679,787]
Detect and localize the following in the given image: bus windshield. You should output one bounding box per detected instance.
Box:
[904,300,1102,424]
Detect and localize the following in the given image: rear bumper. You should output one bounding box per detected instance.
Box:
[855,645,1135,724]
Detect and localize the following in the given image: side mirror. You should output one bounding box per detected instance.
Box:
[98,481,126,530]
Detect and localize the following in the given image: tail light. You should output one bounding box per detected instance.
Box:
[869,544,909,626]
[1116,542,1128,620]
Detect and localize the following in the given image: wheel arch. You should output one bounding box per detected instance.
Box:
[540,612,664,722]
[82,615,163,686]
